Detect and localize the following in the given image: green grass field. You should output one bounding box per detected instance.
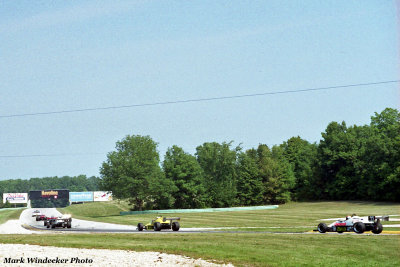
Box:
[0,232,398,267]
[0,202,399,266]
[0,208,24,225]
[59,201,400,232]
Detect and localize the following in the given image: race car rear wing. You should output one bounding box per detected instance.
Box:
[378,215,389,221]
[165,217,180,221]
[368,215,389,221]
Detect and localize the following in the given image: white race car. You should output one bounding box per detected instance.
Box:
[31,210,41,217]
[316,215,389,234]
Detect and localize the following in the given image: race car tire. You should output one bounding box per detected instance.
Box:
[137,223,144,231]
[154,222,161,231]
[46,223,50,228]
[44,221,47,227]
[172,222,180,231]
[372,222,383,234]
[353,222,365,234]
[51,222,56,229]
[36,217,39,221]
[67,222,72,229]
[317,223,328,233]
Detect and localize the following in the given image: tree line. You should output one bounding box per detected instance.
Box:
[100,108,399,210]
[0,175,100,198]
[0,108,397,210]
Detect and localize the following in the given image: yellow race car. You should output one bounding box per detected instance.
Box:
[137,216,180,231]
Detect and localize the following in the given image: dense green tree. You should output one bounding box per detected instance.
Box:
[318,121,367,199]
[280,137,319,200]
[318,121,349,199]
[86,176,101,191]
[163,146,207,208]
[250,145,295,204]
[363,108,400,201]
[100,135,175,210]
[317,108,400,201]
[196,142,239,207]
[269,145,295,203]
[236,151,264,205]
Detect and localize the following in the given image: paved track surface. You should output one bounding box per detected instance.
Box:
[21,208,400,235]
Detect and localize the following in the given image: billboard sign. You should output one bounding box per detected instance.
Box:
[93,191,112,202]
[69,192,93,202]
[3,193,28,204]
[29,189,70,208]
[29,190,69,200]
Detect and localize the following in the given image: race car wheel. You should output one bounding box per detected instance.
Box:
[353,222,365,234]
[44,221,47,227]
[51,222,56,229]
[154,222,161,231]
[67,222,72,229]
[372,222,383,234]
[172,221,180,231]
[137,223,144,231]
[46,223,50,228]
[317,223,328,233]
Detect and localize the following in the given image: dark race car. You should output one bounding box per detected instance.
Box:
[44,214,72,229]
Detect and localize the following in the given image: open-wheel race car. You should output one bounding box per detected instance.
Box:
[137,216,180,231]
[44,214,72,229]
[35,214,47,221]
[316,215,389,234]
[43,216,57,227]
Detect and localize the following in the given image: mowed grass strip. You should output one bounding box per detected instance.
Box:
[59,201,400,231]
[0,233,398,267]
[0,208,24,225]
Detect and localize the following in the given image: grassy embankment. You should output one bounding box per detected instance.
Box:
[0,202,399,266]
[0,208,24,225]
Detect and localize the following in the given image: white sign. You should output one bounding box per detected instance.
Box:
[3,193,28,204]
[93,191,112,202]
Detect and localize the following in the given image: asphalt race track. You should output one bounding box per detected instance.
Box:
[21,208,399,235]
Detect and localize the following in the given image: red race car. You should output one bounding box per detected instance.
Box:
[35,214,47,221]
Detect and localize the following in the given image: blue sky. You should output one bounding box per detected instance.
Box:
[1,0,399,180]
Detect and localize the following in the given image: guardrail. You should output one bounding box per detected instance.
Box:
[120,205,279,215]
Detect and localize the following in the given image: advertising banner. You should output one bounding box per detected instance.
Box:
[3,193,28,204]
[93,191,112,202]
[69,192,93,202]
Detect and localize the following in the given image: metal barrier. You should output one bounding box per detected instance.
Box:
[120,205,278,215]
